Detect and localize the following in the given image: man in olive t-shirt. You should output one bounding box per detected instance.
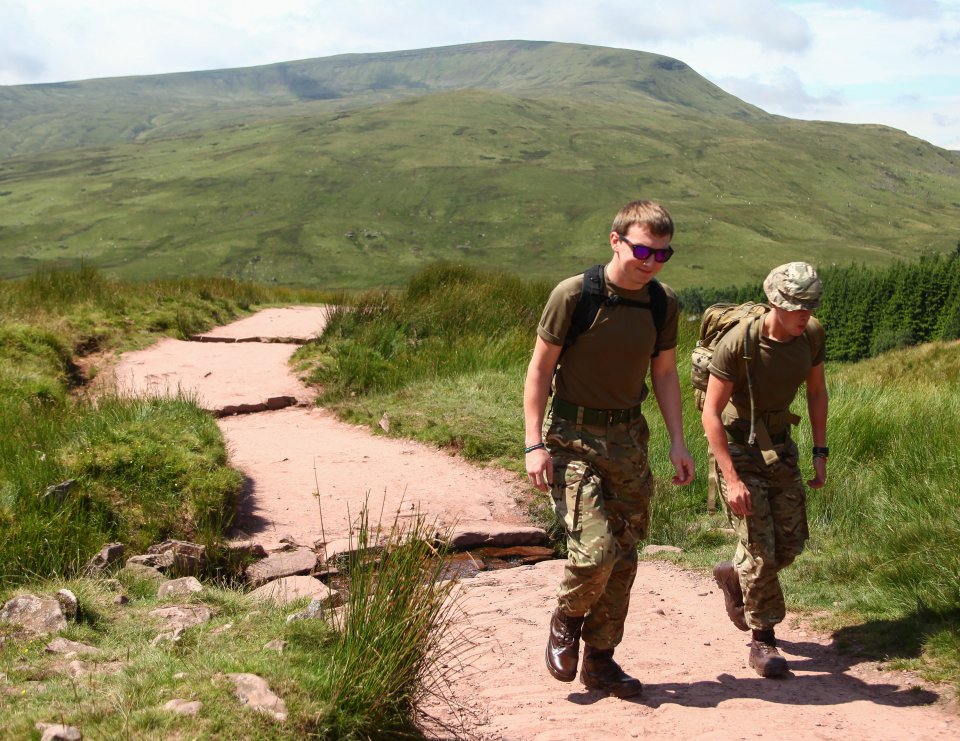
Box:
[523,200,695,697]
[701,262,829,678]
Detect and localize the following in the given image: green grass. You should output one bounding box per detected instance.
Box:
[0,391,241,583]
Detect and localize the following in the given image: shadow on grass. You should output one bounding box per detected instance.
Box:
[830,605,960,663]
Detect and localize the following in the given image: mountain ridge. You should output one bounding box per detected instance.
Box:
[0,40,957,290]
[0,40,767,158]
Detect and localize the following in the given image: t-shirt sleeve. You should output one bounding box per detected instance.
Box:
[655,284,680,353]
[807,317,826,365]
[707,330,741,383]
[537,275,581,346]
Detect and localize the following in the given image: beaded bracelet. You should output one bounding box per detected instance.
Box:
[524,442,546,454]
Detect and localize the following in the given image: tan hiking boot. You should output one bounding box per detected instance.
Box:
[713,561,749,631]
[580,645,643,698]
[545,606,584,682]
[749,629,788,677]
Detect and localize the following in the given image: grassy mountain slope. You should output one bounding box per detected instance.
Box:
[1,42,958,290]
[0,41,764,158]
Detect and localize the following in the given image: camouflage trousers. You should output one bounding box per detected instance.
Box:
[716,439,809,630]
[544,408,654,650]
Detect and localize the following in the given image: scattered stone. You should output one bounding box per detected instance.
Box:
[379,412,390,432]
[264,639,286,654]
[149,605,214,632]
[245,549,318,587]
[55,590,79,621]
[82,543,125,576]
[224,540,268,561]
[227,673,288,722]
[113,595,130,606]
[312,565,340,581]
[35,722,82,741]
[45,638,99,656]
[42,479,76,503]
[157,577,204,599]
[120,561,167,582]
[147,540,207,576]
[446,524,548,550]
[67,660,88,678]
[210,623,233,636]
[642,545,684,555]
[0,595,67,637]
[319,537,385,566]
[247,576,340,606]
[164,698,202,716]
[127,553,174,571]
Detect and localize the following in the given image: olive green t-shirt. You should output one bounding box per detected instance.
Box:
[537,267,679,409]
[708,316,825,417]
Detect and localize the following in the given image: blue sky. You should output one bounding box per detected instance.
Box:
[2,0,958,150]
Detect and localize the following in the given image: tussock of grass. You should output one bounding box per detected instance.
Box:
[309,507,462,739]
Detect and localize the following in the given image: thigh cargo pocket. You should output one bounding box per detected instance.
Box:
[551,459,590,535]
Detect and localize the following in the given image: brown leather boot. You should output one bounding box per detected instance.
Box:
[545,607,584,682]
[580,645,643,698]
[713,561,749,631]
[749,629,788,677]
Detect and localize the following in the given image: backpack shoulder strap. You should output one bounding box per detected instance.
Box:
[561,264,605,356]
[647,278,667,358]
[561,266,667,358]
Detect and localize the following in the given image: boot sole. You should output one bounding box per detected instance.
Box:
[581,677,643,698]
[713,564,749,632]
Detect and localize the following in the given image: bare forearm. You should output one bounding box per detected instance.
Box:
[702,411,740,485]
[523,367,552,444]
[807,386,828,447]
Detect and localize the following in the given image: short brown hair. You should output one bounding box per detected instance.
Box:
[611,200,674,239]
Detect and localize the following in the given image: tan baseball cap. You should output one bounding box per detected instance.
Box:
[763,262,822,311]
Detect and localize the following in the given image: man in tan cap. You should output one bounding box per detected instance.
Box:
[701,261,829,677]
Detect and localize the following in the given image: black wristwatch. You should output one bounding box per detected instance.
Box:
[812,446,830,459]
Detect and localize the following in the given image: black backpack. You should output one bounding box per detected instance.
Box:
[560,264,667,360]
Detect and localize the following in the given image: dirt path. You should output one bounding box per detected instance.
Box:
[113,307,957,740]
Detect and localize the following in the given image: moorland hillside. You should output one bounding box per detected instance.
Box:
[1,40,958,290]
